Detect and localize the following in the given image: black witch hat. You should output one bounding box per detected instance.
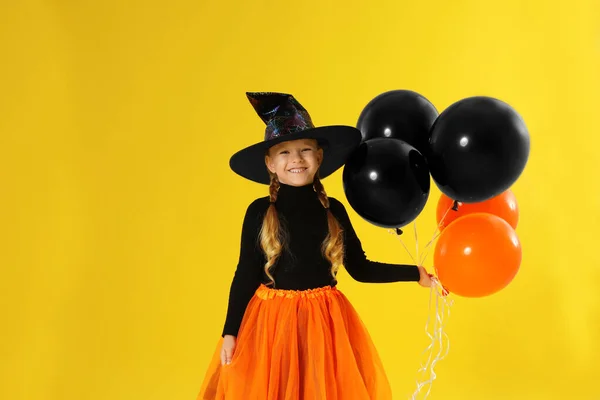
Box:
[229,92,362,184]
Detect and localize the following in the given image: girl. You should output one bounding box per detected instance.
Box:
[198,92,432,400]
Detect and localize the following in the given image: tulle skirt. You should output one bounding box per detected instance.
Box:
[197,284,392,400]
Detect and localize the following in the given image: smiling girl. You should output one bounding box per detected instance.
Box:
[197,92,431,400]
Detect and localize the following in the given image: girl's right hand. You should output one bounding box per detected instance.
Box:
[221,335,236,365]
[417,266,433,288]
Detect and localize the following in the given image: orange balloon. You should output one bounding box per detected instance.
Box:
[436,190,519,231]
[433,213,521,298]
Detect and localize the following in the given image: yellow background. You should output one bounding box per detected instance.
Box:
[1,0,599,399]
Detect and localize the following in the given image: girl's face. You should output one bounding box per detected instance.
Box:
[265,138,323,186]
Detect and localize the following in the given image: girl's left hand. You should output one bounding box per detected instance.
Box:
[417,266,433,288]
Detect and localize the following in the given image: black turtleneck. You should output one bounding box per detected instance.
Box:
[222,182,420,337]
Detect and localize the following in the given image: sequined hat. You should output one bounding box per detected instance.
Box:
[229,92,362,184]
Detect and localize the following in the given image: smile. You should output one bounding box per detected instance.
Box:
[288,168,308,173]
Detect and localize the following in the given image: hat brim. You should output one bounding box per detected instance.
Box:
[229,125,362,184]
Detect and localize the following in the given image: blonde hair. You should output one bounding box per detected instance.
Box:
[259,171,345,287]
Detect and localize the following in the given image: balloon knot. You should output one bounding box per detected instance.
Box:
[451,200,460,211]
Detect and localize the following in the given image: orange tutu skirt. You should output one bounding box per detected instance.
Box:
[197,284,392,400]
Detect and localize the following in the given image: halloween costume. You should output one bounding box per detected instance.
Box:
[197,92,420,400]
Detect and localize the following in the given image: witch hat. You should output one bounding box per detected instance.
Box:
[229,92,361,184]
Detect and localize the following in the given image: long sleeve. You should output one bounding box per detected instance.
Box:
[221,198,268,337]
[329,198,420,283]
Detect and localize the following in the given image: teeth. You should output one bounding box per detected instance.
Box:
[289,168,307,173]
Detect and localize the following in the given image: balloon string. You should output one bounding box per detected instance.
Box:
[418,203,456,267]
[388,201,456,267]
[414,221,419,265]
[410,277,453,400]
[387,229,418,265]
[408,202,455,399]
[418,232,440,267]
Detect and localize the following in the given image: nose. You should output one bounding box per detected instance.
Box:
[290,150,304,163]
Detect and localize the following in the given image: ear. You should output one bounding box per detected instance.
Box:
[265,155,276,173]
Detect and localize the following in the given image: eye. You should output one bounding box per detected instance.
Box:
[279,150,289,154]
[302,148,313,152]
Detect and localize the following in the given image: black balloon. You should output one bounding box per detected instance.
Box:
[357,90,439,157]
[342,138,430,228]
[428,96,530,203]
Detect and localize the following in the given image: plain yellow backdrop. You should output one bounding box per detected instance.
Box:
[1,0,599,399]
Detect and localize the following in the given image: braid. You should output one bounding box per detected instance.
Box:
[313,174,345,280]
[259,172,283,287]
[269,172,280,203]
